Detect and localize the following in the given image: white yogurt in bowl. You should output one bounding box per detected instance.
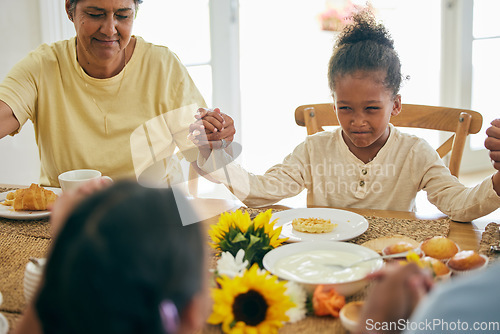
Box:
[263,241,383,296]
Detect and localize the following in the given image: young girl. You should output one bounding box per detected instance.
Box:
[13,180,210,334]
[191,10,500,222]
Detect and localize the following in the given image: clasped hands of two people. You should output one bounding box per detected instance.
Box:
[188,108,236,159]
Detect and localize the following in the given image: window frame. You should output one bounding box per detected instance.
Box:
[441,0,491,173]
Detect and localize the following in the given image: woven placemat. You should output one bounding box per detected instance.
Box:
[240,207,451,245]
[349,216,450,244]
[0,219,51,239]
[0,232,51,314]
[479,222,500,263]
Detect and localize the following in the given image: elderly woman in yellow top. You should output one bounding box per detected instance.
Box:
[0,0,233,187]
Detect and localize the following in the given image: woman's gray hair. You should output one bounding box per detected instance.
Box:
[67,0,143,13]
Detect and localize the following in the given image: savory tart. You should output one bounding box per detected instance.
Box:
[292,217,337,233]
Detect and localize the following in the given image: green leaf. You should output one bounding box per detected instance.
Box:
[231,232,247,244]
[248,234,262,248]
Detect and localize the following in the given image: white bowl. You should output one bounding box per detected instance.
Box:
[0,313,8,334]
[340,301,364,332]
[263,241,383,296]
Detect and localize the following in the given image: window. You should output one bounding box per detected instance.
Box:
[470,0,500,150]
[441,0,496,173]
[133,0,213,106]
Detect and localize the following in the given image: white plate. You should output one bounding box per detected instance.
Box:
[0,187,61,220]
[263,241,383,296]
[271,208,369,242]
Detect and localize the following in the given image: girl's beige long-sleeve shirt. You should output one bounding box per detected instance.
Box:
[199,124,500,222]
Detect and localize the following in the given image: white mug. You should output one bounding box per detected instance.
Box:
[24,258,46,304]
[58,169,112,192]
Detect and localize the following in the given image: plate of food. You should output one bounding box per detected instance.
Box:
[0,184,61,220]
[271,208,369,242]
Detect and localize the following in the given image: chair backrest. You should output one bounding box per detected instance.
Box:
[295,103,483,177]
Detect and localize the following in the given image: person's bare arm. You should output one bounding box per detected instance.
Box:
[0,100,20,138]
[485,119,500,196]
[11,304,43,334]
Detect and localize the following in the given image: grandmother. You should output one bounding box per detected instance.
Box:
[0,0,234,187]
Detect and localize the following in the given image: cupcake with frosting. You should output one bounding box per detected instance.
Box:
[446,250,488,276]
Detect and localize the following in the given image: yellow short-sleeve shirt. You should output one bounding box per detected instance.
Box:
[0,36,205,186]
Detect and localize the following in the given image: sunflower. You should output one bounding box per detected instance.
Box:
[209,210,288,268]
[209,210,253,246]
[208,264,295,333]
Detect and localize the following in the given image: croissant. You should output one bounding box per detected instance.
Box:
[10,184,58,211]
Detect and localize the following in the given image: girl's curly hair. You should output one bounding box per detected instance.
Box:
[328,9,405,97]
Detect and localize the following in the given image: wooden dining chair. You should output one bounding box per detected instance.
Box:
[295,103,483,177]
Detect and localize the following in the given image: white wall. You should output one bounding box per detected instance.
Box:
[0,0,42,185]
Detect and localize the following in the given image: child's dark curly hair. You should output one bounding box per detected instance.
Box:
[328,9,403,97]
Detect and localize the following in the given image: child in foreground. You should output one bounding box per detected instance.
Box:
[190,10,500,222]
[13,180,210,334]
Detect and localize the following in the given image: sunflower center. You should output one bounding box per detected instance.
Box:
[232,289,268,326]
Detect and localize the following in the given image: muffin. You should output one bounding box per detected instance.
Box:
[382,241,418,256]
[447,250,488,275]
[419,236,459,261]
[421,256,451,280]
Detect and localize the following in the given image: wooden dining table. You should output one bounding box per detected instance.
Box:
[1,183,499,334]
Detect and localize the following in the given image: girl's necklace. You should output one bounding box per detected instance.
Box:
[77,46,127,135]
